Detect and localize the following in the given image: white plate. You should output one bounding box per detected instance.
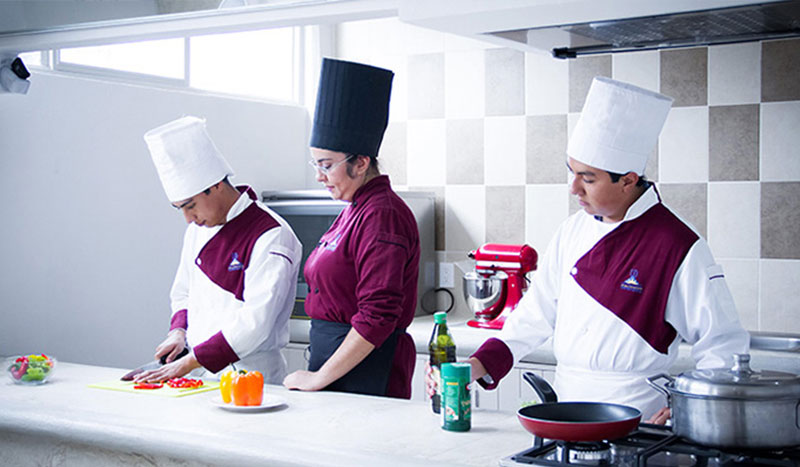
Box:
[212,394,287,412]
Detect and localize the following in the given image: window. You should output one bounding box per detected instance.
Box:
[18,51,43,68]
[59,39,185,80]
[50,26,303,103]
[190,28,295,101]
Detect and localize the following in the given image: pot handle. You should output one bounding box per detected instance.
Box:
[646,373,674,402]
[522,372,558,403]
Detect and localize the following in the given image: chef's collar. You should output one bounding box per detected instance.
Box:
[590,181,659,224]
[350,174,390,207]
[225,185,257,223]
[619,183,660,223]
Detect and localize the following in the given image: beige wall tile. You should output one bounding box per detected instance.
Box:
[761,182,800,259]
[485,116,526,186]
[485,48,525,116]
[612,50,660,93]
[445,185,485,251]
[408,53,444,119]
[658,183,708,239]
[761,38,800,102]
[525,52,569,116]
[407,119,446,186]
[527,115,568,184]
[709,105,759,181]
[446,119,484,185]
[761,101,800,182]
[445,50,485,118]
[660,47,708,107]
[525,184,569,254]
[659,107,709,183]
[486,186,525,244]
[708,182,760,259]
[759,259,800,333]
[568,55,612,112]
[708,42,761,106]
[718,259,759,331]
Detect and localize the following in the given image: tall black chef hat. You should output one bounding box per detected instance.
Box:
[310,58,394,159]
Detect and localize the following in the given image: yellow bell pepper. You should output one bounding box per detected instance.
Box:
[219,370,234,404]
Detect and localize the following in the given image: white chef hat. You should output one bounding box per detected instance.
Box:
[567,77,673,175]
[144,116,234,202]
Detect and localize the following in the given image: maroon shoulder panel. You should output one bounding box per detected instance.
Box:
[196,203,280,301]
[571,204,698,354]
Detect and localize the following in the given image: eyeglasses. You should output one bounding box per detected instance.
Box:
[308,154,354,176]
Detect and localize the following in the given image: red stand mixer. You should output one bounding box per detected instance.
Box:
[463,244,538,329]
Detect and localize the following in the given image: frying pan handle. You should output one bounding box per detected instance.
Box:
[522,372,558,403]
[646,373,673,401]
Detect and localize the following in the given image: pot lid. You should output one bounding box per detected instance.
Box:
[672,354,800,399]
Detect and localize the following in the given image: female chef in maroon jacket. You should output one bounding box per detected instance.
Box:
[283,58,420,399]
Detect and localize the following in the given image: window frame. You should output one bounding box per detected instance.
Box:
[41,25,321,106]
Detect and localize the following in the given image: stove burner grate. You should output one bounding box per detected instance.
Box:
[507,424,800,466]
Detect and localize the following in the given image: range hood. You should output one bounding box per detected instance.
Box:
[399,0,800,58]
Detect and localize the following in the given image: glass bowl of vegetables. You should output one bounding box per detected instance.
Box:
[6,354,56,385]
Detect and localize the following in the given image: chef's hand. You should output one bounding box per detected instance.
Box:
[425,357,487,399]
[283,370,327,392]
[133,352,201,383]
[646,407,671,425]
[154,329,187,364]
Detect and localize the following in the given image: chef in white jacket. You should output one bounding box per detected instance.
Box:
[135,116,302,384]
[468,77,750,422]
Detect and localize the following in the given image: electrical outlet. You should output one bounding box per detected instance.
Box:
[438,262,454,288]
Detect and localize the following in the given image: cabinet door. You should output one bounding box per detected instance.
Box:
[473,381,500,411]
[497,368,521,413]
[281,343,308,374]
[410,354,429,402]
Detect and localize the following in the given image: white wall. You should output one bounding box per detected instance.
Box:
[0,71,310,368]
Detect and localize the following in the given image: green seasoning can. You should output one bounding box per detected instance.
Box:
[441,362,471,432]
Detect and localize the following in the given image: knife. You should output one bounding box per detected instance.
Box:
[120,348,189,381]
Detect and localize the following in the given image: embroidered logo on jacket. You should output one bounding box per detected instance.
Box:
[620,269,643,293]
[228,252,244,271]
[324,234,342,252]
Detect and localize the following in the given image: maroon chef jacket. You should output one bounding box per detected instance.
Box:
[303,175,420,399]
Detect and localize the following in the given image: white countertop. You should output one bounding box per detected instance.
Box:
[0,362,532,467]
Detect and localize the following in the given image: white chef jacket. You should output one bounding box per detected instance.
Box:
[496,185,749,419]
[170,188,301,384]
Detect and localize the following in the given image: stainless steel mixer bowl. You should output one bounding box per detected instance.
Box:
[463,271,506,318]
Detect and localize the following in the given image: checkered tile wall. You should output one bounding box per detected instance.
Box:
[337,18,800,333]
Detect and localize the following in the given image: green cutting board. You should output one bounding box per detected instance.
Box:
[88,379,219,397]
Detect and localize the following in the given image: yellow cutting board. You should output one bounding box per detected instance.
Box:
[88,379,219,397]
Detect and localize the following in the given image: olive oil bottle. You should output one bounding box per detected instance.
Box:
[429,311,456,414]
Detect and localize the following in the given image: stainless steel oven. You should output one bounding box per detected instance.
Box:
[262,190,436,322]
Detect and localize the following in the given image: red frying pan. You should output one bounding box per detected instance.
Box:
[517,372,641,442]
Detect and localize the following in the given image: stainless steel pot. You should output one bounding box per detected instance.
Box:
[647,353,800,449]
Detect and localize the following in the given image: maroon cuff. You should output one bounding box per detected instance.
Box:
[170,309,188,332]
[193,331,239,373]
[471,337,514,390]
[351,317,394,348]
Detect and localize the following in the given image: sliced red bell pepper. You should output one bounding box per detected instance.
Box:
[133,382,163,390]
[165,377,203,389]
[10,360,28,380]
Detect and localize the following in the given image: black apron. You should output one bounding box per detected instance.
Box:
[308,319,399,397]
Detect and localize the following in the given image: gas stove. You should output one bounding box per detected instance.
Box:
[500,424,800,466]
